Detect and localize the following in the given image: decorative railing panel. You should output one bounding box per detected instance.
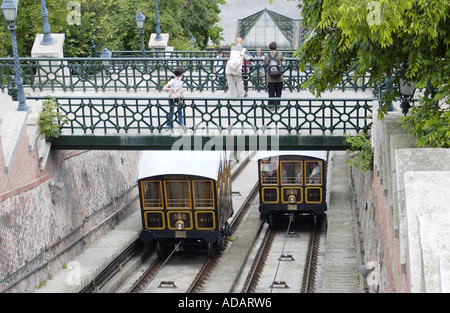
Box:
[28,96,373,137]
[1,57,371,93]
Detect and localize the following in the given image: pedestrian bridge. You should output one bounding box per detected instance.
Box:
[27,93,374,151]
[2,52,375,151]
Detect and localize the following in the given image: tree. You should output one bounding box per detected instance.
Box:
[0,0,120,57]
[0,0,224,57]
[289,0,450,147]
[110,0,224,51]
[179,0,224,48]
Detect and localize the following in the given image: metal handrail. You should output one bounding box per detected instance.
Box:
[28,95,374,136]
[1,56,371,93]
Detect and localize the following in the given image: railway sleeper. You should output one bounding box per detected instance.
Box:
[278,253,295,261]
[270,281,289,289]
[159,280,177,288]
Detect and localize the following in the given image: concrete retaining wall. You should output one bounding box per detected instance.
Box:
[351,106,450,293]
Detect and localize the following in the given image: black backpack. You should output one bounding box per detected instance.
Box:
[267,52,282,78]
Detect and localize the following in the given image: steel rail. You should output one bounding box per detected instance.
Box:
[186,183,259,293]
[79,240,143,293]
[301,219,321,293]
[242,217,321,293]
[241,227,274,293]
[126,241,182,293]
[270,213,295,293]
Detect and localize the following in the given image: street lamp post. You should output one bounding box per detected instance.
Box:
[154,0,162,41]
[135,11,146,57]
[40,0,54,45]
[385,76,395,112]
[399,78,416,115]
[1,0,30,112]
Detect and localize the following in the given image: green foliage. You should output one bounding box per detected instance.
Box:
[178,0,225,48]
[35,280,47,289]
[291,0,450,148]
[346,133,373,172]
[37,97,68,141]
[0,0,224,57]
[399,99,450,148]
[0,0,119,57]
[63,0,120,56]
[111,0,224,51]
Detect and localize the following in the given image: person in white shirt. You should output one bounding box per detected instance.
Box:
[225,37,253,97]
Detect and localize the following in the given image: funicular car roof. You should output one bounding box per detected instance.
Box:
[136,150,226,181]
[256,150,327,161]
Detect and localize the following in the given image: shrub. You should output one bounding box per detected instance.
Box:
[346,133,373,172]
[37,97,68,141]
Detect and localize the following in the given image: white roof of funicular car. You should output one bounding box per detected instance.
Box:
[136,150,225,181]
[256,150,328,161]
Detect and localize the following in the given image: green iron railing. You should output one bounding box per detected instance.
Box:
[1,56,371,93]
[28,95,373,136]
[90,50,298,58]
[27,95,373,150]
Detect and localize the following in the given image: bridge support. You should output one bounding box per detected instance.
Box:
[50,134,350,151]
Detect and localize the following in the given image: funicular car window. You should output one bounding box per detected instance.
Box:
[141,181,162,208]
[305,161,322,185]
[194,181,214,208]
[281,161,302,185]
[261,161,278,185]
[165,181,191,208]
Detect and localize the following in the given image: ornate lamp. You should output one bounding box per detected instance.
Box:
[1,0,30,112]
[1,0,17,23]
[399,78,416,115]
[135,11,146,57]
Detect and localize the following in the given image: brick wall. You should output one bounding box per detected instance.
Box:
[0,121,44,199]
[351,166,411,293]
[371,169,410,292]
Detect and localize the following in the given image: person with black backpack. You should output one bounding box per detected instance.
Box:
[264,42,284,108]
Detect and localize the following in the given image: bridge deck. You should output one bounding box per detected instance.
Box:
[3,89,376,150]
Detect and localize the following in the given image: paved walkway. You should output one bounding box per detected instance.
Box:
[322,151,359,292]
[34,212,142,293]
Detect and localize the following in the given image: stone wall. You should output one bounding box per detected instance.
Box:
[351,107,450,293]
[0,110,141,292]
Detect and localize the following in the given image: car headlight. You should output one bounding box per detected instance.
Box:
[175,220,185,230]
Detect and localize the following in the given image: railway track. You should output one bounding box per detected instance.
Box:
[241,216,322,293]
[79,240,144,293]
[125,181,259,293]
[186,181,259,293]
[301,219,321,293]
